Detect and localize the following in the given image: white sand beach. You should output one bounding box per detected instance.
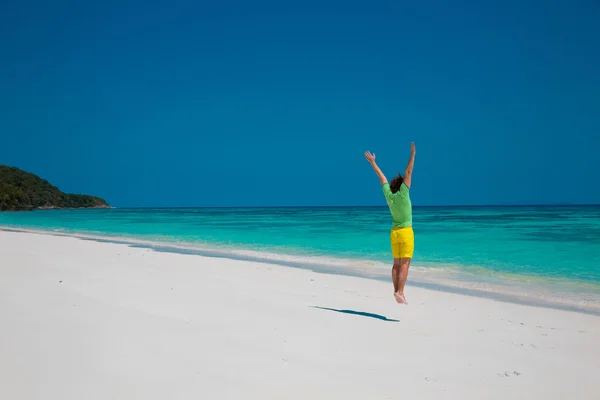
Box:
[1,230,599,399]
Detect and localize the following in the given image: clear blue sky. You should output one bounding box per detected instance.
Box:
[1,0,599,207]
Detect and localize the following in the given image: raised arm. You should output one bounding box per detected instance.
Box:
[364,151,388,185]
[403,142,416,189]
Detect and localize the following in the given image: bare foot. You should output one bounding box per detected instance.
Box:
[399,294,408,305]
[394,293,403,303]
[394,292,408,305]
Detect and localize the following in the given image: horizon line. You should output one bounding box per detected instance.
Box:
[106,203,600,209]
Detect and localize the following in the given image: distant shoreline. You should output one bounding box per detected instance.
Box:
[0,205,112,212]
[0,165,110,211]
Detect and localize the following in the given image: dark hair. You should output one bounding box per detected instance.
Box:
[389,173,404,194]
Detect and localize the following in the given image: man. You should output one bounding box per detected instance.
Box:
[365,142,416,304]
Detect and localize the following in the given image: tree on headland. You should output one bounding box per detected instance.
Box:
[0,165,109,211]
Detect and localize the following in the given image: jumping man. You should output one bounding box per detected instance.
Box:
[365,142,416,304]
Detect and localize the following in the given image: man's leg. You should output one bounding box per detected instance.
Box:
[396,258,411,304]
[392,259,401,302]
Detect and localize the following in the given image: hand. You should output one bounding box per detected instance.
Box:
[364,151,376,164]
[410,142,416,155]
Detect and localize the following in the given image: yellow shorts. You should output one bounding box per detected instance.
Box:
[390,227,414,259]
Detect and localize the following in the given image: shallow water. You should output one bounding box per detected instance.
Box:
[2,206,599,312]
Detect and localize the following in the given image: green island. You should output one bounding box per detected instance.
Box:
[0,165,109,211]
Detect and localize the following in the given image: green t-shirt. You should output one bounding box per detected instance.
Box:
[382,182,412,228]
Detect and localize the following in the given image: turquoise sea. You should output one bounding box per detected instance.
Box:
[1,206,599,313]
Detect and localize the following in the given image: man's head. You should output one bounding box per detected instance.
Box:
[389,173,404,194]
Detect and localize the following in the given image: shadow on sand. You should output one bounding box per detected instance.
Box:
[311,306,399,322]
